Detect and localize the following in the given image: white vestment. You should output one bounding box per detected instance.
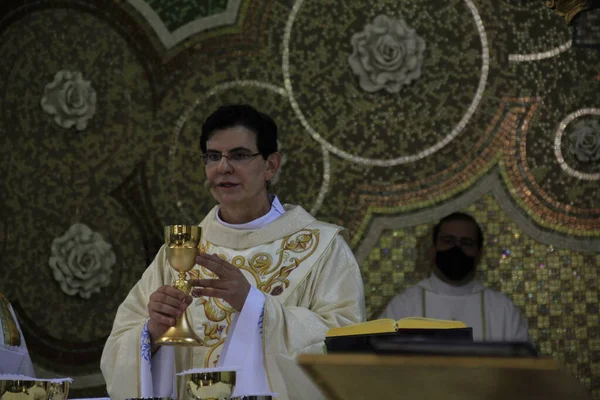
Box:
[380,274,529,341]
[0,294,35,376]
[101,200,366,400]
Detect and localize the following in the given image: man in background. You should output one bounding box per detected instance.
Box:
[380,212,529,341]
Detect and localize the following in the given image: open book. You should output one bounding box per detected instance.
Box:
[326,317,467,338]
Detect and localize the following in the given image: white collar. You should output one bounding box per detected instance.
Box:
[216,195,285,230]
[419,273,485,296]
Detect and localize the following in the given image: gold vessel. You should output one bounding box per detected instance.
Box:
[178,370,236,400]
[156,224,203,346]
[0,380,70,400]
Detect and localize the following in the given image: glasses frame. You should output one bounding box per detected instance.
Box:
[202,151,262,166]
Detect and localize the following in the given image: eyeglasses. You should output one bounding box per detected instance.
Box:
[202,151,261,166]
[437,235,478,250]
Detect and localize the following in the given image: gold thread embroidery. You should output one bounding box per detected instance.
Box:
[188,229,321,367]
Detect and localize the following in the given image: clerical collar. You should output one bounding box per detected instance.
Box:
[422,273,484,296]
[216,195,285,230]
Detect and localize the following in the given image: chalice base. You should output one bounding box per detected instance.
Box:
[156,312,203,346]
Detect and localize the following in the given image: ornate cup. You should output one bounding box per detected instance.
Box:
[155,224,203,346]
[178,370,236,400]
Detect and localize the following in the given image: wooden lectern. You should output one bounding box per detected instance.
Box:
[298,354,591,400]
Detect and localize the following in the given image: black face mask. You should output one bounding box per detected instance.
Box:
[435,246,476,282]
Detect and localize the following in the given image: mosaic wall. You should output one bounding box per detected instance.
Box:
[362,194,600,393]
[0,0,598,398]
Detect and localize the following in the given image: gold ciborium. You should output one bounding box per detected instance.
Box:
[0,380,70,400]
[156,224,203,346]
[178,370,236,400]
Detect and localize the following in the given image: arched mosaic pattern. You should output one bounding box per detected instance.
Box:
[0,0,599,397]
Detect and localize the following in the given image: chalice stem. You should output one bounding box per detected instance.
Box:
[175,271,192,294]
[155,267,202,346]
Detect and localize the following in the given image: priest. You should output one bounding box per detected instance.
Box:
[380,213,529,342]
[101,104,365,400]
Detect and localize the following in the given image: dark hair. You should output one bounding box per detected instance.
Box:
[432,212,484,249]
[200,104,278,159]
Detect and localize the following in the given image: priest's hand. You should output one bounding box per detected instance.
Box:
[147,285,193,346]
[190,253,251,312]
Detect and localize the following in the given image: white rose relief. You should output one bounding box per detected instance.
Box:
[569,119,600,163]
[41,70,97,131]
[348,15,426,93]
[49,223,116,299]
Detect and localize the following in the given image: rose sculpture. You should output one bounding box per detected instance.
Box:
[569,119,600,163]
[49,223,116,299]
[41,70,97,131]
[348,14,426,93]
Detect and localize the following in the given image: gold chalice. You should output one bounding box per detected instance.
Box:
[156,224,203,346]
[0,380,70,400]
[178,370,236,400]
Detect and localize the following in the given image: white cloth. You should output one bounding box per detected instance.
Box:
[216,195,285,230]
[217,287,269,396]
[0,374,70,383]
[0,298,35,376]
[380,274,530,342]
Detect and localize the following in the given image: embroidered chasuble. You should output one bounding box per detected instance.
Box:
[380,274,529,342]
[101,204,366,400]
[0,294,36,376]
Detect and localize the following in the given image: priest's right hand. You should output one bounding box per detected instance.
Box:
[147,285,193,348]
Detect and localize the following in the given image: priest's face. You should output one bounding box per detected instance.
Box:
[431,220,482,285]
[204,125,280,213]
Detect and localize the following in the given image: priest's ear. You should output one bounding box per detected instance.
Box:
[264,152,282,182]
